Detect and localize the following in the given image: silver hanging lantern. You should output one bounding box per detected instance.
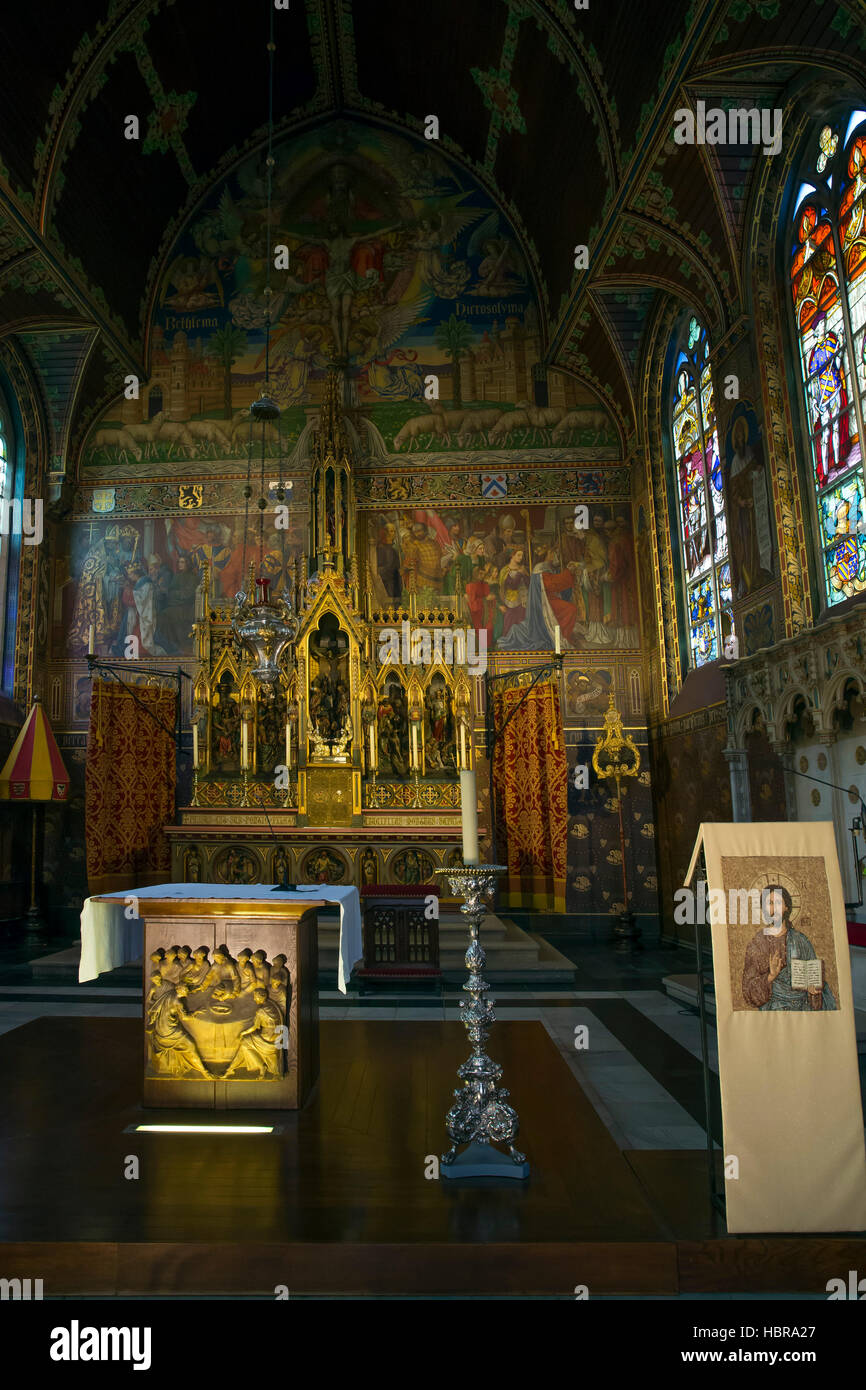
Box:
[229,20,298,686]
[231,397,298,683]
[233,575,298,685]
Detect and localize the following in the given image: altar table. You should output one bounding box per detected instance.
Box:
[79,883,363,992]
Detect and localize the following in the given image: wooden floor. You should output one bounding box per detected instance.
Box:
[0,1017,863,1296]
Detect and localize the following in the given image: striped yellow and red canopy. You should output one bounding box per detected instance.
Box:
[0,697,70,802]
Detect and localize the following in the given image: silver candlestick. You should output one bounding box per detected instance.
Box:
[434,864,529,1178]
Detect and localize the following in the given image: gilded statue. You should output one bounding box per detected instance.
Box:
[270,954,288,1011]
[203,947,241,1000]
[181,946,211,989]
[224,989,285,1079]
[146,982,215,1079]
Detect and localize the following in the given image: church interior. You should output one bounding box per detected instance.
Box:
[1,0,866,1324]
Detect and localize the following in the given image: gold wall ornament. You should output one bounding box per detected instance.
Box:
[592,693,641,798]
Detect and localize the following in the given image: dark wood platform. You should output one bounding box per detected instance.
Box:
[0,1017,863,1296]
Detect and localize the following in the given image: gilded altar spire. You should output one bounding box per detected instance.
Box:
[310,370,356,579]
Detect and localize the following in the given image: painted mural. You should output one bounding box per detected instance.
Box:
[82,121,615,464]
[56,513,306,658]
[364,503,639,651]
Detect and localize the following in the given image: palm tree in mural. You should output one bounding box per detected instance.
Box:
[434,315,473,410]
[208,325,247,419]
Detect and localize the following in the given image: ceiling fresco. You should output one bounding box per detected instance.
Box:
[0,0,863,454]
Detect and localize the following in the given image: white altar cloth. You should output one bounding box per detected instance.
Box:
[79,883,362,993]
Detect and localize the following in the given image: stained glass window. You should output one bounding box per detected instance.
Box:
[790,111,866,606]
[671,316,733,667]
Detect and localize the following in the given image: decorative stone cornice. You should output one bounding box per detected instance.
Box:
[724,601,866,752]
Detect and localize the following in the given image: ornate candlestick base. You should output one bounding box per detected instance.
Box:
[434,864,529,1179]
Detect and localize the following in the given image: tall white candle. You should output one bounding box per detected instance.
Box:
[459,722,468,770]
[241,722,249,769]
[460,770,479,864]
[368,722,376,770]
[88,624,95,655]
[411,723,419,768]
[285,721,291,770]
[554,624,561,654]
[192,725,199,770]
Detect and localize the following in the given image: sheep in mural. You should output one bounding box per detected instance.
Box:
[186,419,232,455]
[428,408,466,445]
[91,427,142,463]
[229,411,282,454]
[455,408,501,447]
[552,408,611,444]
[123,418,162,458]
[393,413,441,450]
[488,407,533,444]
[151,411,195,456]
[517,403,567,444]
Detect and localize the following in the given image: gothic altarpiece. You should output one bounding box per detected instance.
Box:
[167,379,473,888]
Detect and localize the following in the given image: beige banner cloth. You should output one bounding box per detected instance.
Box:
[686,821,866,1234]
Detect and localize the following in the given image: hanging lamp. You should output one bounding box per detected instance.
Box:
[231,14,298,682]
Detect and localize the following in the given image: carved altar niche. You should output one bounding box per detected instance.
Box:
[362,657,468,789]
[140,899,320,1109]
[294,571,364,825]
[307,612,352,762]
[195,637,292,780]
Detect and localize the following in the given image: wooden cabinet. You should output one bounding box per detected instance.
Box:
[358,885,441,980]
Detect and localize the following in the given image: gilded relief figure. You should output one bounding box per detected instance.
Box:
[203,947,241,1000]
[147,983,215,1079]
[211,687,241,772]
[236,948,256,991]
[270,954,289,1012]
[360,847,378,885]
[146,970,168,1010]
[272,847,290,885]
[224,989,285,1079]
[424,680,454,771]
[160,946,181,983]
[251,949,271,990]
[181,946,211,989]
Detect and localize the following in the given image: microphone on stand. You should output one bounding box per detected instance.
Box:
[248,782,296,892]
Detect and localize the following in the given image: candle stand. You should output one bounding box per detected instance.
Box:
[434,863,529,1179]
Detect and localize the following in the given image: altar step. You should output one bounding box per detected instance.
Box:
[319,908,577,985]
[29,910,577,987]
